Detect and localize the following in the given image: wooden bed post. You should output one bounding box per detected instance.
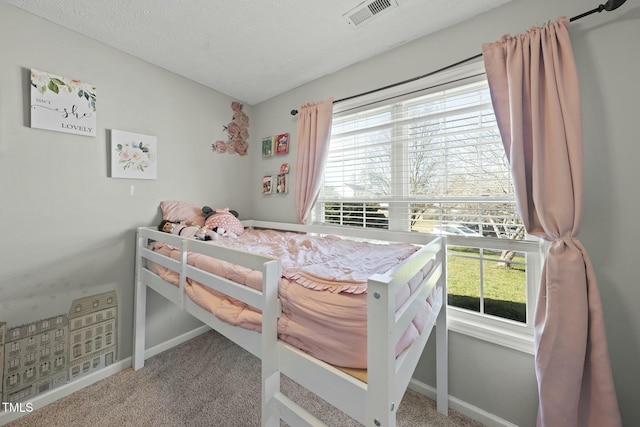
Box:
[366,274,396,427]
[133,228,147,370]
[261,258,281,426]
[436,240,448,415]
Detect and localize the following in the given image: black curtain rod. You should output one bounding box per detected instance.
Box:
[290,0,626,116]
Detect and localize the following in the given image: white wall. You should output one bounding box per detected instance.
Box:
[251,0,640,425]
[0,2,254,357]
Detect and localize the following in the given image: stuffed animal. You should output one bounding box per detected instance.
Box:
[202,206,244,236]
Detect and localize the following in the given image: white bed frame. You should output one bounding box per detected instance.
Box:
[133,220,448,426]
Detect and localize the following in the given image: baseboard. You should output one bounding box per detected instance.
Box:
[408,379,518,427]
[0,325,211,426]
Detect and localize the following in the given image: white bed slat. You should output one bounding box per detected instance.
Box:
[393,264,442,345]
[275,392,327,427]
[139,227,184,245]
[394,287,444,403]
[184,299,262,358]
[394,285,431,345]
[185,265,265,311]
[188,237,278,272]
[139,246,180,271]
[278,342,368,423]
[142,269,182,306]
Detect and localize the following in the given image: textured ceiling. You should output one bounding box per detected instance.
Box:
[5,0,511,105]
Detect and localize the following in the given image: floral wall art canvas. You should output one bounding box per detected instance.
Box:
[30,69,97,137]
[110,130,157,179]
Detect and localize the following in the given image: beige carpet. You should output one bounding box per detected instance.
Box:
[6,330,484,427]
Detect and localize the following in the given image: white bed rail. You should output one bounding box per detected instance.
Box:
[133,223,448,426]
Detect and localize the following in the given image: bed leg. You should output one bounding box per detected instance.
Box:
[133,281,146,370]
[262,371,280,427]
[436,257,449,415]
[261,258,281,426]
[133,231,147,371]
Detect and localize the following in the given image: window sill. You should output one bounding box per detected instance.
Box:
[447,307,535,355]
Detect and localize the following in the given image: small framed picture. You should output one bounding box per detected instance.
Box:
[262,136,274,157]
[110,129,157,179]
[275,133,289,155]
[262,175,273,194]
[276,173,288,194]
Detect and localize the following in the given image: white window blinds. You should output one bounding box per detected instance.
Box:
[316,78,520,236]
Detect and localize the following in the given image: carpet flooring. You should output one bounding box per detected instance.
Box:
[6,330,484,427]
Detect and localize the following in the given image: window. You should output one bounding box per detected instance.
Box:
[8,373,19,386]
[40,346,51,358]
[25,367,35,379]
[314,62,541,352]
[25,352,36,365]
[55,356,65,368]
[26,336,36,349]
[55,343,65,355]
[9,358,20,369]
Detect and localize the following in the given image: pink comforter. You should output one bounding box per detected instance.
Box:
[148,228,435,368]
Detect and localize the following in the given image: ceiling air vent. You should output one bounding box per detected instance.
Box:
[343,0,399,28]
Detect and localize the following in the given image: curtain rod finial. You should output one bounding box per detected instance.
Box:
[291,109,299,116]
[604,0,626,11]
